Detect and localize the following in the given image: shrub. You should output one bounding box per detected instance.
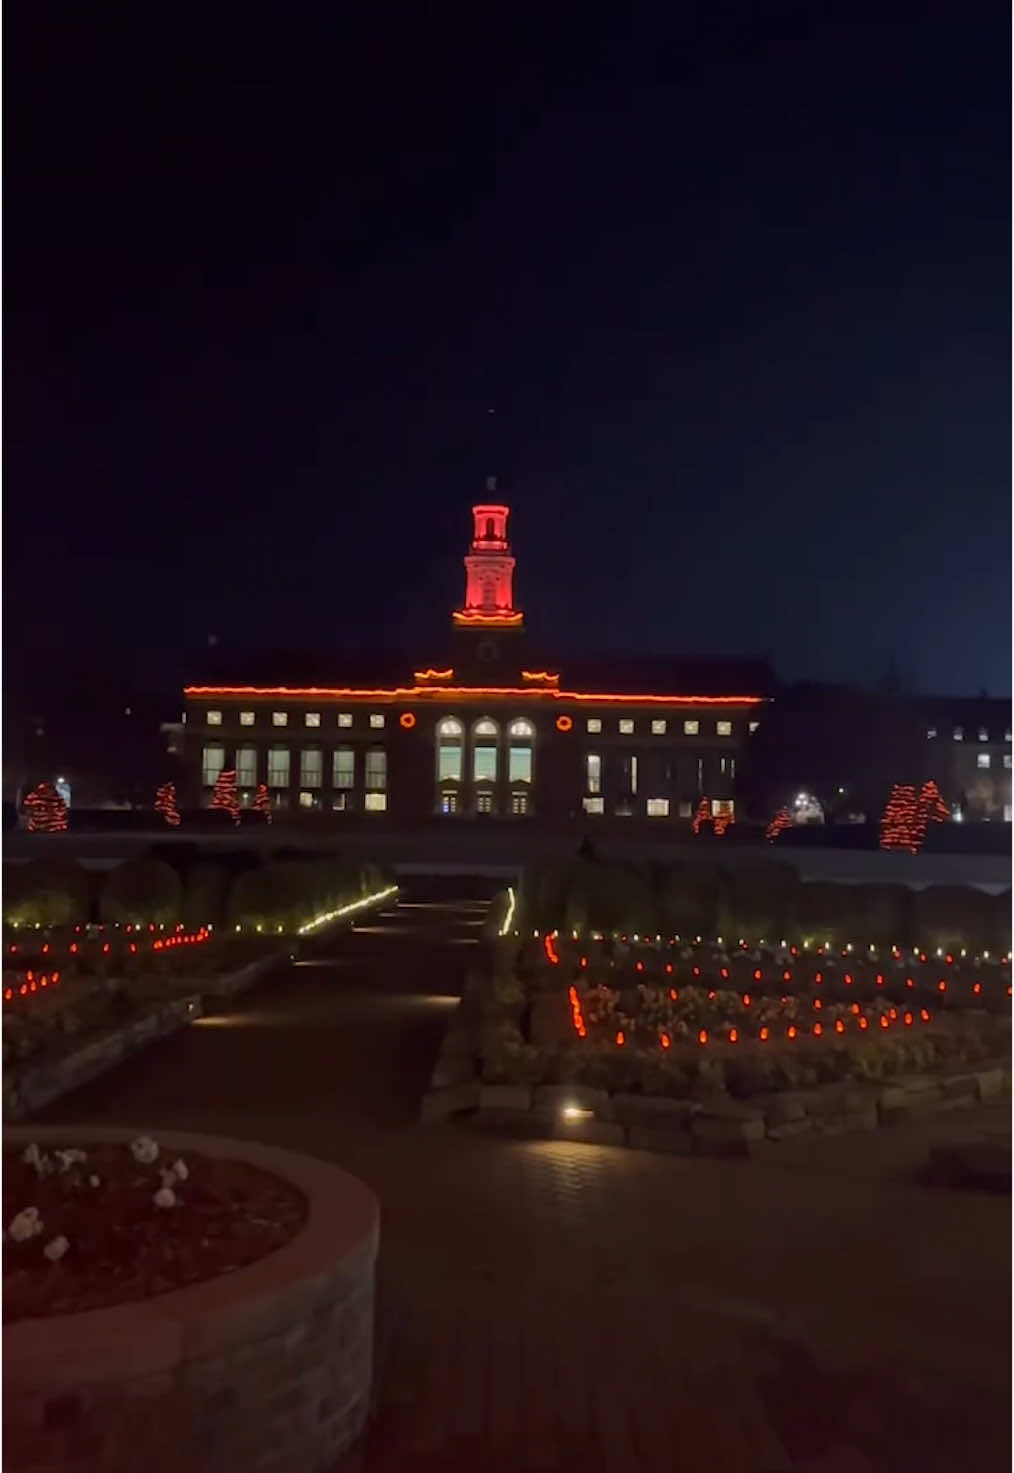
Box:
[100,859,182,926]
[3,859,93,927]
[225,859,365,931]
[181,863,231,929]
[794,882,850,948]
[563,860,656,935]
[842,884,912,948]
[656,862,724,938]
[910,885,996,952]
[721,862,799,941]
[986,890,1012,954]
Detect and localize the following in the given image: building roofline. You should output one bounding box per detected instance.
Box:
[184,684,764,705]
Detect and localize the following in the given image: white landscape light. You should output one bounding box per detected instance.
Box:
[296,884,399,936]
[561,1104,594,1122]
[499,886,517,936]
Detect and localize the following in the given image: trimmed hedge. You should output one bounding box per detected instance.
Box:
[181,862,231,929]
[3,860,93,927]
[100,859,183,926]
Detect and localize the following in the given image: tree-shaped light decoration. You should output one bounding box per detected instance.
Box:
[253,783,272,824]
[691,797,711,835]
[910,779,949,853]
[713,811,734,837]
[765,807,792,843]
[879,783,919,853]
[210,769,240,826]
[24,782,68,833]
[154,782,181,827]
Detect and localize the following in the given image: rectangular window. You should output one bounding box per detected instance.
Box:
[508,746,532,783]
[332,793,350,811]
[511,792,529,815]
[369,713,385,729]
[236,746,257,786]
[716,720,733,736]
[651,719,667,735]
[1005,728,1012,742]
[364,792,387,812]
[240,711,255,726]
[926,726,937,740]
[207,710,223,725]
[586,753,602,794]
[473,746,497,782]
[272,711,288,727]
[582,796,604,814]
[333,748,355,788]
[712,799,735,818]
[977,752,991,770]
[441,792,458,815]
[618,718,634,734]
[201,744,225,786]
[683,720,699,735]
[748,720,760,734]
[267,746,290,787]
[305,712,321,728]
[300,748,323,787]
[438,743,462,782]
[621,754,638,795]
[978,727,989,742]
[953,727,963,741]
[298,791,319,809]
[364,749,387,791]
[719,755,736,778]
[1004,804,1012,822]
[476,792,494,814]
[586,718,602,733]
[646,797,669,817]
[338,712,353,728]
[678,801,693,818]
[1004,754,1012,769]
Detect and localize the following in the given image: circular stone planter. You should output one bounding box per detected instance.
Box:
[2,1127,379,1473]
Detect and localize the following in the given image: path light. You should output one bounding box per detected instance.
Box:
[561,1104,594,1122]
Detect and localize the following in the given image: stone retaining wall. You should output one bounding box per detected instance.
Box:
[3,1127,379,1473]
[4,996,202,1120]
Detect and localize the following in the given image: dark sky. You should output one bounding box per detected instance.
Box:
[7,4,1011,695]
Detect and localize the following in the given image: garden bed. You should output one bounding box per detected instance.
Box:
[3,1137,307,1322]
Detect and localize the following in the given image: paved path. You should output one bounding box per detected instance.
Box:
[34,887,1012,1473]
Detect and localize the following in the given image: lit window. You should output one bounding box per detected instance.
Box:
[713,799,735,818]
[683,720,699,735]
[618,718,634,734]
[678,801,693,818]
[201,744,225,786]
[370,713,385,730]
[476,793,494,814]
[622,754,638,795]
[332,793,349,812]
[207,710,222,725]
[977,752,991,769]
[748,721,759,734]
[586,753,602,794]
[474,717,498,736]
[236,746,257,786]
[719,755,736,778]
[509,746,532,783]
[240,711,255,726]
[1004,754,1012,769]
[582,796,604,815]
[305,712,321,728]
[338,712,353,728]
[272,711,288,727]
[438,722,463,782]
[651,719,667,735]
[953,727,963,741]
[646,798,669,817]
[586,718,602,733]
[300,748,323,787]
[1004,803,1012,822]
[364,792,387,812]
[364,749,387,791]
[267,746,290,787]
[978,727,989,742]
[181,712,187,724]
[440,792,458,814]
[511,793,529,815]
[926,727,937,740]
[333,748,355,789]
[298,791,318,809]
[473,745,497,782]
[716,720,732,736]
[1005,728,1012,742]
[509,718,535,738]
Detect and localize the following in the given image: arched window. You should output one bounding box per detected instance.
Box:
[473,717,499,782]
[508,716,534,784]
[437,716,464,783]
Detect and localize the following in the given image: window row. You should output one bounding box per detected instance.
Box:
[203,710,384,730]
[436,716,533,784]
[584,752,735,794]
[584,717,748,736]
[976,753,1013,770]
[201,745,386,790]
[928,725,1013,743]
[581,797,736,818]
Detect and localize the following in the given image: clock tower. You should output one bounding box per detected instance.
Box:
[451,480,525,681]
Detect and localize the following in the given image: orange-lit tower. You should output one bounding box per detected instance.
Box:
[452,480,524,629]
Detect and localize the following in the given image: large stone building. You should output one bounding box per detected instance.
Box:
[181,494,772,822]
[917,697,1012,822]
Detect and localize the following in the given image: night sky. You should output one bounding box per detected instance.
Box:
[7,5,1010,696]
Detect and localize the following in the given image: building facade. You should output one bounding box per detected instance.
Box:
[182,497,770,822]
[918,698,1012,822]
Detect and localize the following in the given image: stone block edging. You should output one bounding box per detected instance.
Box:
[458,1064,1011,1157]
[3,1126,380,1473]
[4,996,203,1121]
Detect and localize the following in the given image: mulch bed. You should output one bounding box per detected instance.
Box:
[3,1143,308,1324]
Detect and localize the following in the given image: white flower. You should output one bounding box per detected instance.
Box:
[171,1158,188,1182]
[88,1175,101,1188]
[131,1136,160,1164]
[9,1208,44,1242]
[54,1149,88,1173]
[153,1186,177,1208]
[43,1235,69,1262]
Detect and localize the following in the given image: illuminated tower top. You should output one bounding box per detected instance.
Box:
[452,479,524,628]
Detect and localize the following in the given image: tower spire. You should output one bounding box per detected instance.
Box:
[452,495,523,628]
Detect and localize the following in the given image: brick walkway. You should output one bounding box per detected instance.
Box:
[34,890,1012,1473]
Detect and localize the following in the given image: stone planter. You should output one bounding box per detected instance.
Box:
[3,1127,379,1473]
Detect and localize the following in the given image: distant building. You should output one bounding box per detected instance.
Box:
[917,698,1013,822]
[181,490,773,822]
